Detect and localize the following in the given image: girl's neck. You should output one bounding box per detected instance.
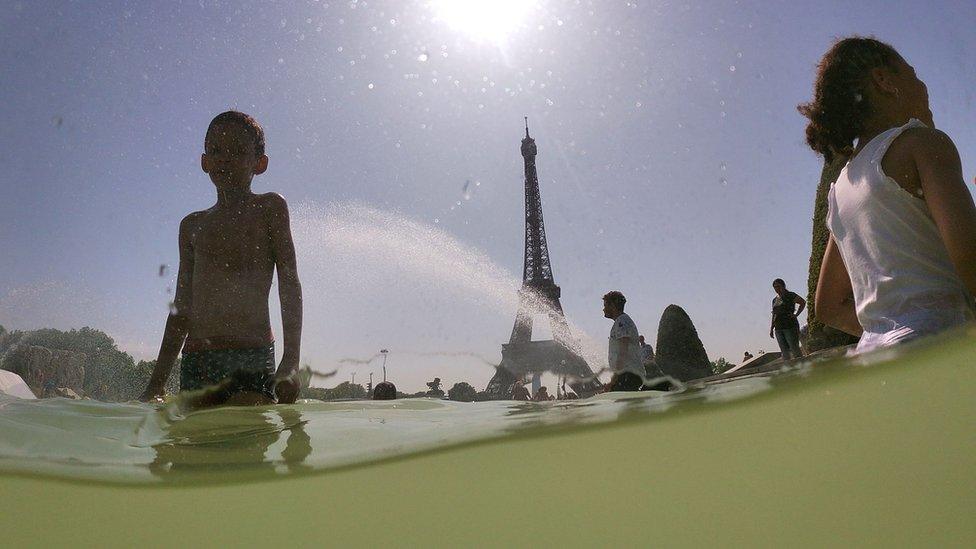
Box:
[853,112,914,157]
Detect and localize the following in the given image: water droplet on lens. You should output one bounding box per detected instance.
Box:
[720,162,727,171]
[418,52,429,62]
[720,177,728,186]
[729,65,736,72]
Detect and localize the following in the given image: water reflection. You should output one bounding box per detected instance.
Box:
[150,407,311,479]
[0,331,966,486]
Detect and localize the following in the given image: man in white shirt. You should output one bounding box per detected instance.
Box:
[603,291,646,392]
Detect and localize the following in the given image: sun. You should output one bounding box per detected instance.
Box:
[429,0,534,44]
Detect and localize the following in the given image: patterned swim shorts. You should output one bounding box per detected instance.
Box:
[180,345,277,402]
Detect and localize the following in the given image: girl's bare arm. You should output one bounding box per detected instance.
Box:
[912,128,976,296]
[815,236,862,336]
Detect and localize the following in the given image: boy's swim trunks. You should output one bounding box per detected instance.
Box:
[180,345,277,401]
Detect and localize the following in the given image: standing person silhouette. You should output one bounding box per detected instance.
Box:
[770,279,806,360]
[140,111,303,405]
[602,291,645,392]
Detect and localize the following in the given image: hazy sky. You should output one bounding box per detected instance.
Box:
[1,0,974,392]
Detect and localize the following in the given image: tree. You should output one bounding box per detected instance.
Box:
[0,326,172,401]
[300,381,366,401]
[0,327,25,357]
[805,158,861,352]
[655,305,712,381]
[710,357,733,375]
[447,382,477,402]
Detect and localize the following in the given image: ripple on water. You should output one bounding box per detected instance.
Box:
[0,328,972,486]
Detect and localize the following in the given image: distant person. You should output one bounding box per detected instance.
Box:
[426,377,445,397]
[602,291,645,392]
[510,378,531,401]
[558,379,578,400]
[638,334,670,391]
[373,381,397,400]
[533,386,554,401]
[139,111,303,406]
[770,279,806,360]
[743,351,754,363]
[800,37,976,352]
[638,335,655,365]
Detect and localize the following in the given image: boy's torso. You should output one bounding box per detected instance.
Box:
[184,193,279,349]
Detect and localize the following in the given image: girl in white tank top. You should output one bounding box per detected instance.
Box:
[827,119,973,351]
[799,38,976,353]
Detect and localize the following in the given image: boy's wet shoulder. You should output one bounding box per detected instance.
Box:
[253,192,289,212]
[179,209,210,231]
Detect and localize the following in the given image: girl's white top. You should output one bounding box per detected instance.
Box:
[826,118,974,352]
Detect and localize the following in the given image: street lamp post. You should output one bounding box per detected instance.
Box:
[351,372,356,386]
[380,349,389,382]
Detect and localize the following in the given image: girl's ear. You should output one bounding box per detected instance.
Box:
[870,66,899,96]
[200,153,209,173]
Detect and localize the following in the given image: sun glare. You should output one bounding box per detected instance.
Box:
[430,0,534,43]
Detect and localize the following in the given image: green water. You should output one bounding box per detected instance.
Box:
[1,329,974,547]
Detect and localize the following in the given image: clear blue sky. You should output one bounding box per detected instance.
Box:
[1,1,974,392]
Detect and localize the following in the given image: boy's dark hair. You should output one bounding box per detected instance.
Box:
[773,278,786,287]
[603,291,626,310]
[205,110,266,156]
[797,36,900,163]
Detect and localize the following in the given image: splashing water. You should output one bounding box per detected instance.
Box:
[290,202,608,384]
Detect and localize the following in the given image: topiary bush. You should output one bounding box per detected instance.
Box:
[805,158,861,352]
[447,381,477,402]
[655,305,712,381]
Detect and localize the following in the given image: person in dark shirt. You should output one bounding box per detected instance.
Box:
[533,386,554,401]
[770,278,806,360]
[510,377,531,401]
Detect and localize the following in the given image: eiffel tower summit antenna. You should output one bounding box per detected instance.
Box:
[484,120,602,399]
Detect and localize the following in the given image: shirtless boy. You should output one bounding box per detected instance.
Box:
[139,111,303,405]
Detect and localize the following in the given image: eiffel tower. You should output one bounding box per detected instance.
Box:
[484,119,602,399]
